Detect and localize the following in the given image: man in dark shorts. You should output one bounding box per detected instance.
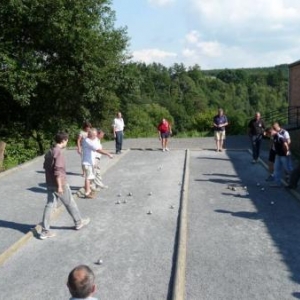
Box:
[158,118,172,152]
[213,108,228,152]
[248,112,266,163]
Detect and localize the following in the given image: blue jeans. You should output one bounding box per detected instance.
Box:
[115,131,123,153]
[42,184,82,230]
[250,135,262,160]
[274,155,293,185]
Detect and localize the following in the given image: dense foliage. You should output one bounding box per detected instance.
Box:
[0,0,289,168]
[117,62,288,136]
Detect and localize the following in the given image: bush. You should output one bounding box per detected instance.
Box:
[3,142,38,170]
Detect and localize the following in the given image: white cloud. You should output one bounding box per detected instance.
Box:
[183,31,222,57]
[179,0,300,68]
[185,30,201,44]
[189,0,300,24]
[180,28,300,69]
[148,0,175,7]
[119,0,300,69]
[132,48,177,64]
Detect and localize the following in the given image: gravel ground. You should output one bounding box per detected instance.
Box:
[1,137,300,300]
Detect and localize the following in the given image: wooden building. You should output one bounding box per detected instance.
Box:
[289,60,300,107]
[289,59,300,153]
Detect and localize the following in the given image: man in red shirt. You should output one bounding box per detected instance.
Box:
[158,118,172,152]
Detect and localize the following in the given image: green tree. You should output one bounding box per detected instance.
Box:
[0,0,128,153]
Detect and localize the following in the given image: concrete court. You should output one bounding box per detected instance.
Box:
[1,137,300,299]
[186,150,300,300]
[0,146,186,300]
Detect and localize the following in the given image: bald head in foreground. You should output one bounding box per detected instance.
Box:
[67,265,98,300]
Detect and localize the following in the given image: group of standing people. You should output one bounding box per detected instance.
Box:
[40,112,124,239]
[213,108,298,189]
[76,112,126,198]
[247,112,294,188]
[40,112,175,240]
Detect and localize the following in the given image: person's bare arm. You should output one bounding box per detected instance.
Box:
[77,135,82,154]
[96,148,113,158]
[56,176,64,195]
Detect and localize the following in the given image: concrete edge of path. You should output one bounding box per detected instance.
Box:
[171,149,190,300]
[0,149,130,267]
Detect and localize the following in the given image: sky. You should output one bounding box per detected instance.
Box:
[111,0,300,70]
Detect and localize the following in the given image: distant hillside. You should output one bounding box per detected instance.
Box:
[203,64,289,80]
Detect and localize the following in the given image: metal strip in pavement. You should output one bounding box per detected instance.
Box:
[171,149,190,300]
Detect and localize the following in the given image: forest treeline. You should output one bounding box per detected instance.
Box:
[0,0,289,168]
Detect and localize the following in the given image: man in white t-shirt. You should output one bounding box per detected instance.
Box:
[112,112,125,154]
[82,128,113,198]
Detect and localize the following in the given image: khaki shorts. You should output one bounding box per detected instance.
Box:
[83,165,95,180]
[214,131,226,141]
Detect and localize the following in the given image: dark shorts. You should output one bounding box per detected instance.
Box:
[268,148,276,163]
[160,132,170,139]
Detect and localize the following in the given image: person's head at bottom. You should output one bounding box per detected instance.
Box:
[67,265,96,299]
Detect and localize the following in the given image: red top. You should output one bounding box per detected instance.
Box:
[158,121,170,133]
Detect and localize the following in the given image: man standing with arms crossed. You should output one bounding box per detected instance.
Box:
[112,112,125,154]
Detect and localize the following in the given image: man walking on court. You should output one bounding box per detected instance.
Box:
[40,132,90,239]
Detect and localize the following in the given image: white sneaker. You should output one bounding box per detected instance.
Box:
[40,230,56,240]
[165,148,170,151]
[75,218,90,230]
[162,148,165,152]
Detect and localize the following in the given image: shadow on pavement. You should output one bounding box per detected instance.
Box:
[197,157,229,161]
[0,220,35,234]
[215,209,263,220]
[27,185,81,194]
[203,173,238,178]
[27,187,47,194]
[225,151,300,290]
[195,178,242,185]
[292,292,300,299]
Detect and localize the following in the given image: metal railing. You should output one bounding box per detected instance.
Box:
[263,106,300,130]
